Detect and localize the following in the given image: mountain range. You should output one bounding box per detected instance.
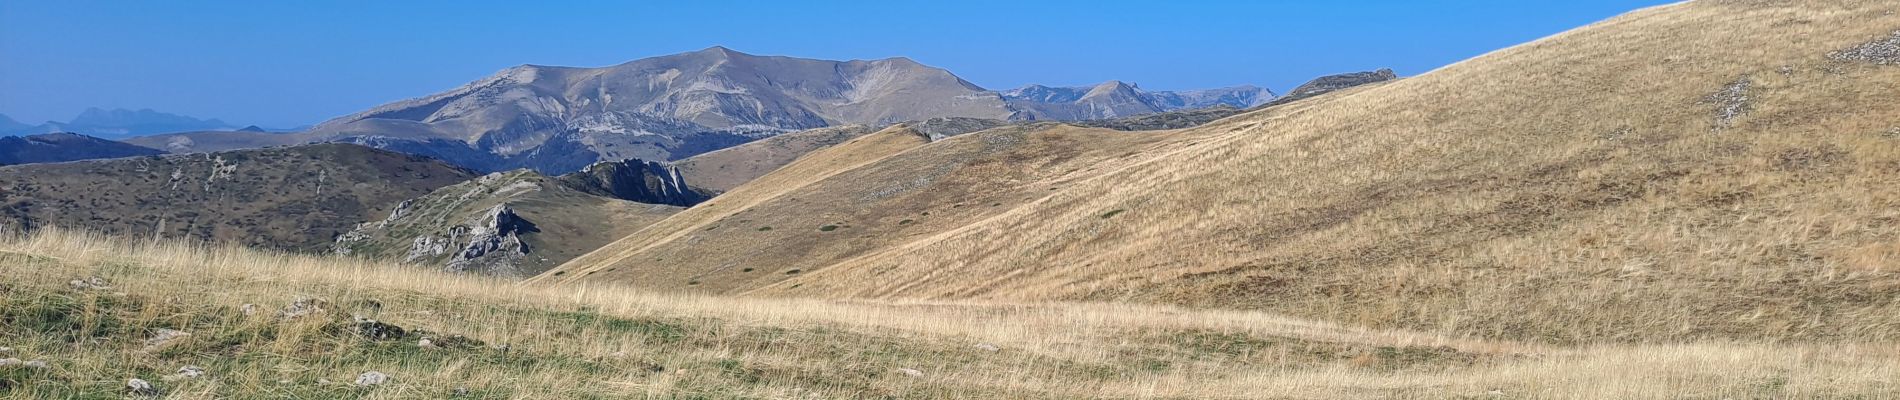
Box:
[126,47,1274,173]
[0,108,241,138]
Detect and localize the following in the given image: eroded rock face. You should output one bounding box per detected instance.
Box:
[559,159,712,207]
[441,204,537,275]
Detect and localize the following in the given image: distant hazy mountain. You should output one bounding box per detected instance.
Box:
[0,132,165,166]
[0,108,240,138]
[131,47,1274,173]
[0,114,33,134]
[1000,82,1274,121]
[1,109,242,138]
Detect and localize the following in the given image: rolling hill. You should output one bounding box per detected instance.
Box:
[333,168,684,277]
[546,0,1900,343]
[0,132,164,166]
[0,143,475,252]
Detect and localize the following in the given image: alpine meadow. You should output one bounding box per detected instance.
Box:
[3,0,1900,398]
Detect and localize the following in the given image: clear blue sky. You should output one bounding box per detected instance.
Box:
[0,0,1675,128]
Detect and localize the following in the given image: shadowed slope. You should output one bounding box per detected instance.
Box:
[0,144,475,252]
[0,132,163,165]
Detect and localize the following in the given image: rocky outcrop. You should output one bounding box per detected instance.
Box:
[906,117,1012,141]
[332,169,681,278]
[389,204,538,276]
[558,159,712,207]
[1259,69,1399,108]
[1072,105,1247,131]
[443,205,537,275]
[1831,30,1900,65]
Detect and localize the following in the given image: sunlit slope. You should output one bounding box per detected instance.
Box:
[673,125,876,193]
[15,229,1900,398]
[749,1,1900,342]
[540,123,1199,293]
[530,125,935,285]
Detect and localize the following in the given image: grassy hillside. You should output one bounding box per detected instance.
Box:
[537,123,1196,294]
[334,170,681,277]
[554,0,1900,343]
[673,125,877,193]
[4,228,1898,398]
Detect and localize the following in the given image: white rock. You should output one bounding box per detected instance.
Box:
[164,365,206,381]
[0,346,13,354]
[144,329,192,350]
[418,338,437,349]
[279,297,330,319]
[126,378,159,395]
[973,343,1001,352]
[69,276,111,290]
[895,368,924,377]
[241,304,258,316]
[0,358,19,367]
[23,360,48,369]
[355,371,390,387]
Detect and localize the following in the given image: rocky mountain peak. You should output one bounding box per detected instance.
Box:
[143,48,1274,174]
[1082,80,1146,100]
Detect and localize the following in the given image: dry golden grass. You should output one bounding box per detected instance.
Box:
[539,121,1205,295]
[673,125,877,193]
[4,228,1898,398]
[546,0,1900,343]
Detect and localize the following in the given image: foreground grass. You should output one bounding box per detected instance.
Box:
[1,229,1896,399]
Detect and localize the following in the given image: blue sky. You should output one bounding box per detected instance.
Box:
[0,0,1674,128]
